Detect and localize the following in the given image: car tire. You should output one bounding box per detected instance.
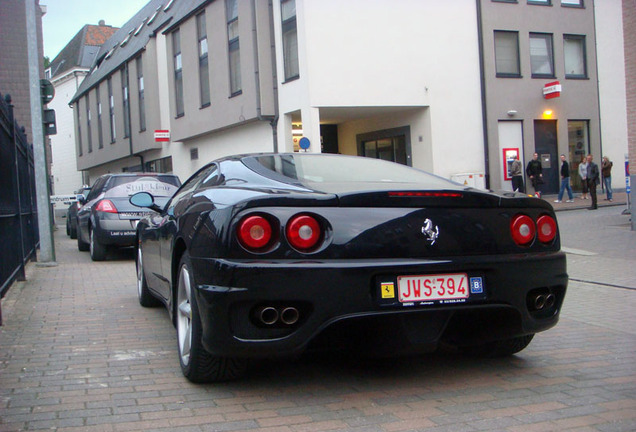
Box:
[89,228,107,261]
[136,245,161,307]
[463,334,535,357]
[176,252,247,383]
[69,222,77,239]
[66,218,70,236]
[77,228,89,252]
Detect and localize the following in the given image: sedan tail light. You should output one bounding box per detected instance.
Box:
[95,199,118,213]
[286,214,322,251]
[238,215,273,250]
[510,214,536,246]
[536,215,557,243]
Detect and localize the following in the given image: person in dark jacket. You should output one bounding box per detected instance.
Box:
[555,154,574,203]
[526,153,543,197]
[586,154,600,210]
[602,156,613,201]
[510,154,525,193]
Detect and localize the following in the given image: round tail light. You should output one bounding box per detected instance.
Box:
[511,214,535,246]
[536,215,557,243]
[238,215,272,250]
[286,215,322,251]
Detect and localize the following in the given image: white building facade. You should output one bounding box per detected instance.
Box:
[69,0,629,194]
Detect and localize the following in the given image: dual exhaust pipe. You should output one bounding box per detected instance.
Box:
[532,293,556,311]
[255,305,300,326]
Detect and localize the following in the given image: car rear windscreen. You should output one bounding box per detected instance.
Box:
[246,154,454,189]
[104,176,181,197]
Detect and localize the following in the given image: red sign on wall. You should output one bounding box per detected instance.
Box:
[154,130,170,142]
[543,81,562,99]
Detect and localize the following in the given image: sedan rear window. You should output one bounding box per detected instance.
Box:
[104,176,180,198]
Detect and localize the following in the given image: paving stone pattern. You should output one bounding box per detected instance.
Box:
[1,210,635,432]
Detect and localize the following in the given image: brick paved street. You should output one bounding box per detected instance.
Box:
[1,206,635,432]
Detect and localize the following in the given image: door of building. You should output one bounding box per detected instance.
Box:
[533,120,558,195]
[357,126,411,166]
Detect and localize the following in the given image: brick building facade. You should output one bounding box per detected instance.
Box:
[0,0,46,137]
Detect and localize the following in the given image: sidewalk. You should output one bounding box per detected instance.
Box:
[1,208,635,431]
[542,191,629,212]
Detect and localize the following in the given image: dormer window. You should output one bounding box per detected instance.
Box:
[134,18,147,36]
[148,6,162,25]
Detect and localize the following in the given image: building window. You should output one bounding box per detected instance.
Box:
[86,93,92,153]
[529,33,554,78]
[564,34,587,78]
[196,12,211,107]
[281,0,299,81]
[145,156,173,173]
[528,0,551,5]
[173,29,185,117]
[494,31,520,77]
[77,100,82,156]
[356,127,411,166]
[107,77,116,143]
[137,56,146,131]
[121,68,130,138]
[561,0,582,6]
[96,85,103,149]
[226,0,241,95]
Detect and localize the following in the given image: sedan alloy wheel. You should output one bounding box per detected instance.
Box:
[176,262,193,367]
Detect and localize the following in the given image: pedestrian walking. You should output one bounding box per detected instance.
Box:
[526,153,543,198]
[602,156,613,201]
[586,154,600,210]
[578,156,589,200]
[510,154,525,193]
[554,154,574,203]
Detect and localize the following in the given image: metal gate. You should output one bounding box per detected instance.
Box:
[0,93,39,323]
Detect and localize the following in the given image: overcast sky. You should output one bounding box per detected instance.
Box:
[42,0,150,59]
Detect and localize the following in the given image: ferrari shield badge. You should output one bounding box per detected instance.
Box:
[421,219,439,245]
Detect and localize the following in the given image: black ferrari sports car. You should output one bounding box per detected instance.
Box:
[130,153,567,382]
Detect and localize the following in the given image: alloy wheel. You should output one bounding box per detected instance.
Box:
[177,264,193,366]
[136,247,143,298]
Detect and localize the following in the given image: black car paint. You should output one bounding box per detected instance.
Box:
[135,154,567,360]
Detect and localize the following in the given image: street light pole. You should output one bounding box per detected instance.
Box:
[25,0,56,265]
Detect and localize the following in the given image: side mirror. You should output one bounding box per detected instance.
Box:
[129,191,162,212]
[76,194,86,205]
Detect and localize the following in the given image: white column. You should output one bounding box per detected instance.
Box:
[300,107,321,153]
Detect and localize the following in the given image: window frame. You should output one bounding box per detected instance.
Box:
[226,0,242,96]
[563,34,587,79]
[107,77,116,143]
[281,0,299,82]
[76,99,82,156]
[494,30,521,78]
[560,0,583,7]
[197,12,211,107]
[121,68,130,138]
[173,29,185,117]
[137,56,146,131]
[527,0,552,5]
[86,93,92,153]
[96,84,103,149]
[529,32,555,78]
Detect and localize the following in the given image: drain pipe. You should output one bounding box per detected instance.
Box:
[476,0,491,189]
[251,0,280,152]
